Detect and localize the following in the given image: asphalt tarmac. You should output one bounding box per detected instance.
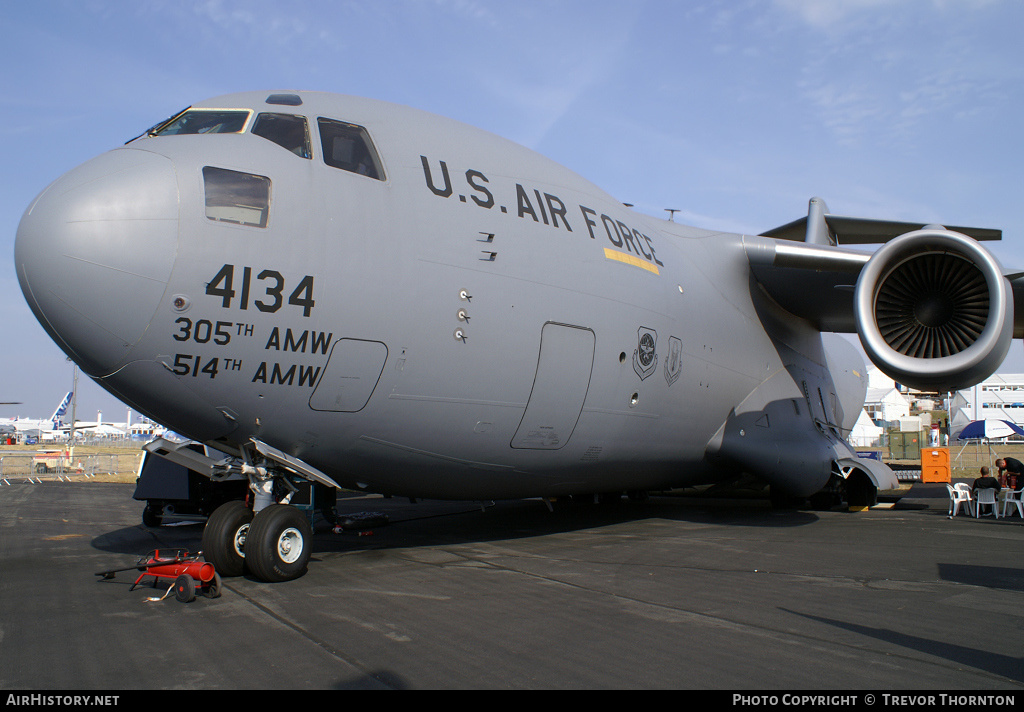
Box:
[0,481,1021,691]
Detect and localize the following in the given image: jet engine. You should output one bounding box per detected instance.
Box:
[854,229,1013,392]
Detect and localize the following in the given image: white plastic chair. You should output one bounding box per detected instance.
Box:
[974,488,1000,518]
[1000,487,1024,518]
[954,483,975,516]
[946,484,972,518]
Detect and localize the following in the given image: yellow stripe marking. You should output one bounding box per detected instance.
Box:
[604,248,660,275]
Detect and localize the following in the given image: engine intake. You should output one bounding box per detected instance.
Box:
[854,229,1012,391]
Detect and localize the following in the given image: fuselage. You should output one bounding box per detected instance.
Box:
[16,91,864,499]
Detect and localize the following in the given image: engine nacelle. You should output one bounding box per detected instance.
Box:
[854,229,1012,392]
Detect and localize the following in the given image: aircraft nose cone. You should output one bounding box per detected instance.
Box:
[15,149,178,376]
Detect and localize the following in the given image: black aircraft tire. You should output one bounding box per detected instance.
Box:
[142,505,162,528]
[245,505,312,583]
[201,500,252,578]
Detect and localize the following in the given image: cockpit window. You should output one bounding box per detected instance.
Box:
[317,118,385,180]
[153,109,252,136]
[203,167,271,228]
[252,113,311,158]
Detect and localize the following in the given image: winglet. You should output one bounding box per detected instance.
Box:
[762,198,1002,245]
[805,197,834,245]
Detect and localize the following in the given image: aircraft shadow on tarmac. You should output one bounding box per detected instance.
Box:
[90,493,820,561]
[936,562,1024,593]
[782,607,1024,684]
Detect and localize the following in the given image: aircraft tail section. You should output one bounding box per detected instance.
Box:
[50,391,73,426]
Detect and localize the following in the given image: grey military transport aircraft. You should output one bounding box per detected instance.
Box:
[15,91,1018,582]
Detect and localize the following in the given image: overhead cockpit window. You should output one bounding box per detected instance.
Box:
[252,113,311,158]
[203,167,271,228]
[317,118,385,180]
[153,110,252,136]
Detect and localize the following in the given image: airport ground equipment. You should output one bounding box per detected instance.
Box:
[96,549,221,602]
[32,450,81,475]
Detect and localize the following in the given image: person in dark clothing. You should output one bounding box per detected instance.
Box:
[972,466,1001,493]
[996,457,1023,489]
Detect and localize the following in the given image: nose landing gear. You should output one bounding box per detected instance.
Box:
[203,498,315,583]
[244,504,313,582]
[180,438,343,583]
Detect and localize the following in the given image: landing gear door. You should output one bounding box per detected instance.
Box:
[511,323,595,450]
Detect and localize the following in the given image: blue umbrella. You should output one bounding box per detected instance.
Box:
[957,419,1024,440]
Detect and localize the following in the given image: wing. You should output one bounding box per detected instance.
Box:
[762,205,1002,246]
[744,199,1020,392]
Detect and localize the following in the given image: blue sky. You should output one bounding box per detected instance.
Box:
[1,0,1022,420]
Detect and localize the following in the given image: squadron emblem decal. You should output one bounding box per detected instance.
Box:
[664,336,682,386]
[633,327,658,380]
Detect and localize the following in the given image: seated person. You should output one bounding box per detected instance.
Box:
[972,466,1001,493]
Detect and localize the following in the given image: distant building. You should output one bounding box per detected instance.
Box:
[950,374,1024,437]
[130,420,166,439]
[864,387,911,427]
[863,367,911,428]
[847,368,911,447]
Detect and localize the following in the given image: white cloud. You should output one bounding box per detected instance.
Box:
[777,0,1017,150]
[773,0,895,28]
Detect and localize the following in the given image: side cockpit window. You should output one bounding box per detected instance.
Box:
[252,113,311,158]
[153,109,252,136]
[203,167,271,228]
[317,118,385,180]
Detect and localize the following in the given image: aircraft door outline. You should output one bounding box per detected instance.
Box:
[309,338,389,413]
[511,322,596,450]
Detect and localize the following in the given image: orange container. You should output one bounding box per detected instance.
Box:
[921,447,950,483]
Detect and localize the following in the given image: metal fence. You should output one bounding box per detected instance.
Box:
[0,451,143,485]
[950,442,1009,478]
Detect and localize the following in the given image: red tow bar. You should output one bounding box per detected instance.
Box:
[97,549,221,602]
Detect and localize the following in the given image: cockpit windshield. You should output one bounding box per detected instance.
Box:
[252,113,311,158]
[318,118,385,180]
[152,109,252,136]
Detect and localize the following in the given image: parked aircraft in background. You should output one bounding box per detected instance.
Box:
[0,402,20,438]
[1,392,73,435]
[15,91,1019,582]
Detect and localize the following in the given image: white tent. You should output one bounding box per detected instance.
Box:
[849,409,883,447]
